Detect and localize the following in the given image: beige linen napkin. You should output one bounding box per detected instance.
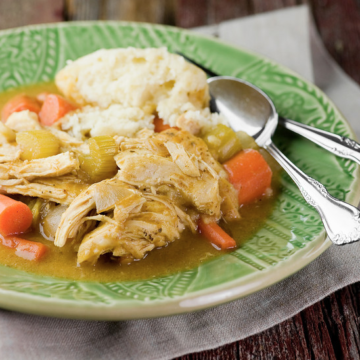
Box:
[2,5,360,360]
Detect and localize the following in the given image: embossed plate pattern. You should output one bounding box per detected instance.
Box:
[0,22,359,320]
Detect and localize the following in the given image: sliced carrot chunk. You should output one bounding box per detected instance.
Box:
[223,149,272,205]
[0,235,47,261]
[36,92,50,103]
[1,95,41,122]
[154,117,179,132]
[39,94,77,126]
[198,218,237,250]
[15,239,47,261]
[0,194,33,236]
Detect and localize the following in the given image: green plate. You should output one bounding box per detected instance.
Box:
[0,22,359,320]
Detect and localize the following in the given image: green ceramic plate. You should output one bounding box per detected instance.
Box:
[0,22,359,320]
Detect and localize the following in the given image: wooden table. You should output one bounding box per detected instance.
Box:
[1,0,360,358]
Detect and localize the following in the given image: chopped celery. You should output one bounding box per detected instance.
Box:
[16,130,60,160]
[80,136,117,182]
[31,198,43,229]
[0,122,16,142]
[202,124,242,163]
[236,131,259,150]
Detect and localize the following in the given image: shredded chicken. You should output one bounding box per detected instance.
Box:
[116,148,221,216]
[77,195,188,264]
[55,178,141,247]
[0,143,21,163]
[35,176,89,199]
[53,172,197,264]
[5,110,42,132]
[164,141,200,177]
[0,179,73,204]
[0,122,16,143]
[219,177,240,222]
[0,152,79,180]
[48,128,89,154]
[116,129,240,220]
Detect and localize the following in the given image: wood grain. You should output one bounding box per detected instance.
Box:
[104,0,175,24]
[0,0,63,30]
[251,0,300,13]
[310,0,360,84]
[207,0,251,24]
[65,0,102,21]
[65,0,176,24]
[175,0,209,28]
[176,282,360,359]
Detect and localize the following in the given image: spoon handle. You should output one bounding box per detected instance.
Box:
[266,142,360,245]
[279,117,360,164]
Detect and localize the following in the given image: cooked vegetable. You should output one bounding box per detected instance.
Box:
[0,194,33,235]
[202,124,242,163]
[0,235,47,261]
[36,92,49,103]
[0,122,16,142]
[236,131,259,150]
[80,136,118,182]
[16,130,60,160]
[1,95,41,122]
[198,218,237,250]
[30,198,43,229]
[42,204,68,240]
[38,94,77,126]
[223,149,272,205]
[154,117,177,132]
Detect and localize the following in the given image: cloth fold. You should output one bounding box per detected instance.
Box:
[2,5,360,360]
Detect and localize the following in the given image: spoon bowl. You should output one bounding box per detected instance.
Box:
[208,76,277,147]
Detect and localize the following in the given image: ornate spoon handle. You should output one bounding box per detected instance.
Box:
[279,117,360,164]
[266,142,360,245]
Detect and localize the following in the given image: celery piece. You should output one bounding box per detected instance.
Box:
[202,124,242,163]
[236,131,259,150]
[16,130,60,160]
[0,122,16,142]
[31,198,43,229]
[80,136,118,182]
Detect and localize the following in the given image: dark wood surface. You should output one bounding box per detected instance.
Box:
[0,0,360,359]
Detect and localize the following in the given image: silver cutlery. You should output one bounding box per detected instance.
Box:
[179,53,360,165]
[207,75,360,245]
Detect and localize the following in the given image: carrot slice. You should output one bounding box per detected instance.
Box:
[198,218,237,250]
[39,94,77,126]
[154,117,179,132]
[0,194,33,236]
[223,149,272,205]
[1,95,41,122]
[15,238,47,261]
[0,235,20,249]
[36,92,50,103]
[0,235,47,261]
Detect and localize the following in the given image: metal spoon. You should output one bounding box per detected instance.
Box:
[178,52,360,164]
[208,76,360,245]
